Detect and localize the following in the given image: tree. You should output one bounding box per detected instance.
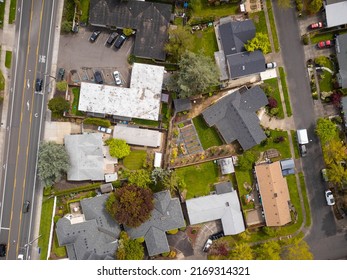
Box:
[315,118,337,145]
[323,139,347,166]
[105,138,131,159]
[282,240,313,260]
[123,28,134,37]
[127,169,152,188]
[229,243,253,260]
[238,151,258,170]
[48,96,70,116]
[245,33,271,54]
[162,170,186,193]
[267,97,278,109]
[255,241,281,260]
[116,231,144,260]
[106,184,154,227]
[166,51,220,98]
[308,0,323,14]
[164,26,192,61]
[38,141,70,186]
[56,81,68,92]
[61,21,72,33]
[327,163,347,187]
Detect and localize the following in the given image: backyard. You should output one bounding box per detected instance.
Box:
[123,150,147,170]
[192,115,223,150]
[176,161,219,199]
[190,27,218,58]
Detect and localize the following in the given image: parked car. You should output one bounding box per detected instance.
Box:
[35,78,43,92]
[321,168,328,182]
[325,190,335,206]
[0,243,6,257]
[114,34,126,49]
[107,32,118,45]
[94,71,103,84]
[58,68,65,81]
[309,22,323,30]
[202,238,213,252]
[299,144,307,157]
[89,30,101,42]
[210,231,225,241]
[23,200,30,213]
[317,40,334,49]
[98,126,112,134]
[266,62,277,69]
[113,71,122,85]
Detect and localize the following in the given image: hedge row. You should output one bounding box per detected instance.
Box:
[83,117,111,128]
[52,182,102,197]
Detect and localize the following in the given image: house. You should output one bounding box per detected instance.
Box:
[254,162,292,227]
[89,0,171,61]
[341,96,347,126]
[324,0,347,28]
[113,125,162,148]
[280,159,295,176]
[64,133,104,181]
[335,33,347,88]
[173,98,192,113]
[217,157,235,175]
[56,190,184,259]
[214,17,266,81]
[186,182,245,235]
[78,63,165,121]
[201,86,268,151]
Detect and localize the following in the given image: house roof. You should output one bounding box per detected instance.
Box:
[202,86,268,150]
[100,183,114,194]
[342,96,347,117]
[336,33,347,88]
[325,1,347,27]
[173,98,192,112]
[280,159,295,170]
[255,162,292,227]
[186,182,245,235]
[227,51,266,79]
[89,0,171,61]
[113,125,162,147]
[64,133,104,181]
[217,157,235,175]
[78,63,164,121]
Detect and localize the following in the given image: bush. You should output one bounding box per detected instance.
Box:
[54,215,61,224]
[273,136,285,143]
[161,251,170,257]
[302,35,309,45]
[167,228,179,235]
[270,107,279,116]
[267,97,278,109]
[136,237,145,243]
[61,21,72,33]
[312,92,318,100]
[56,81,68,92]
[123,28,134,37]
[83,117,111,128]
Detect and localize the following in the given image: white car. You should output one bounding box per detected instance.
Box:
[113,71,122,85]
[98,126,112,134]
[325,190,335,206]
[266,62,277,69]
[202,239,212,252]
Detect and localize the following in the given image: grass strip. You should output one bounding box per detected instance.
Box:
[279,67,292,117]
[9,0,16,24]
[38,198,55,260]
[5,51,12,69]
[299,172,311,227]
[266,0,280,52]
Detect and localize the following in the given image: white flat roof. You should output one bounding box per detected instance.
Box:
[78,63,164,121]
[154,152,162,168]
[326,2,347,27]
[113,125,162,147]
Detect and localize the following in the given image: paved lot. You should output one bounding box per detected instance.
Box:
[57,27,133,86]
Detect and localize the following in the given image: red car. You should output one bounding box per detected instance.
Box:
[317,40,334,49]
[309,22,323,29]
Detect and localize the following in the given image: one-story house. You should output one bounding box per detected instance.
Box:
[254,162,292,227]
[214,17,266,81]
[89,0,172,61]
[78,63,165,121]
[201,86,268,151]
[324,0,347,28]
[335,33,347,88]
[186,182,245,235]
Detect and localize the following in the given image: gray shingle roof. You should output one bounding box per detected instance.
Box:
[173,98,192,112]
[336,33,347,88]
[202,86,268,150]
[227,51,266,79]
[342,96,347,123]
[89,0,171,61]
[215,181,233,194]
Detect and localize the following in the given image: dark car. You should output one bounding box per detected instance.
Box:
[94,71,103,84]
[23,200,30,213]
[114,34,126,49]
[89,30,101,42]
[210,231,225,241]
[107,32,118,45]
[58,68,65,81]
[35,78,43,92]
[0,243,6,257]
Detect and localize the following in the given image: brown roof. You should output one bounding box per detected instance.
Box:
[255,162,291,227]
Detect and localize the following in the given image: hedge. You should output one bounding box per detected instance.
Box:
[83,117,111,128]
[52,182,102,197]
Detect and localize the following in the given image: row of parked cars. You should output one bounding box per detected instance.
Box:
[89,30,127,49]
[93,70,122,86]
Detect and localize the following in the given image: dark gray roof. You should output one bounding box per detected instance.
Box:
[227,51,265,79]
[202,86,268,150]
[326,0,345,5]
[342,97,347,123]
[215,181,233,194]
[89,0,171,61]
[280,159,295,170]
[336,33,347,88]
[100,183,114,194]
[219,20,256,56]
[173,98,192,112]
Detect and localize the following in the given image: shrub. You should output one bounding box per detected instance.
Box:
[270,107,279,116]
[83,117,111,128]
[273,136,285,143]
[56,81,68,92]
[331,92,342,107]
[178,123,184,128]
[123,28,134,37]
[312,92,318,100]
[54,215,61,223]
[267,97,278,109]
[302,35,309,45]
[161,251,170,257]
[136,237,145,243]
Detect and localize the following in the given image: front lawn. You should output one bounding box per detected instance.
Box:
[263,78,284,119]
[123,150,147,170]
[190,27,218,58]
[80,0,90,24]
[71,87,85,116]
[279,67,292,117]
[38,197,55,260]
[193,115,223,149]
[176,161,219,199]
[316,57,334,92]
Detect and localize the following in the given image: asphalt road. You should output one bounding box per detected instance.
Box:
[0,0,57,260]
[272,2,346,259]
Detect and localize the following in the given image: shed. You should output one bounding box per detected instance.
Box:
[100,183,114,194]
[173,98,192,113]
[280,159,295,176]
[217,157,235,175]
[154,152,162,168]
[104,173,118,183]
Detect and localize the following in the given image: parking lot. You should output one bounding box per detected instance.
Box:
[57,27,134,86]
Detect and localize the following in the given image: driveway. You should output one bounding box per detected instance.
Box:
[57,27,133,86]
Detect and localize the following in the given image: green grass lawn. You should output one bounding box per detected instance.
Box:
[266,0,280,52]
[71,87,85,116]
[290,130,300,159]
[0,69,5,91]
[123,150,147,170]
[189,0,239,24]
[310,30,347,44]
[299,172,311,227]
[190,27,218,58]
[234,168,253,196]
[9,0,16,24]
[317,58,334,92]
[52,233,67,258]
[38,197,55,260]
[80,0,90,24]
[279,67,292,117]
[249,11,271,52]
[0,1,5,29]
[193,115,223,150]
[5,51,12,69]
[132,118,159,127]
[263,78,284,119]
[176,161,219,199]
